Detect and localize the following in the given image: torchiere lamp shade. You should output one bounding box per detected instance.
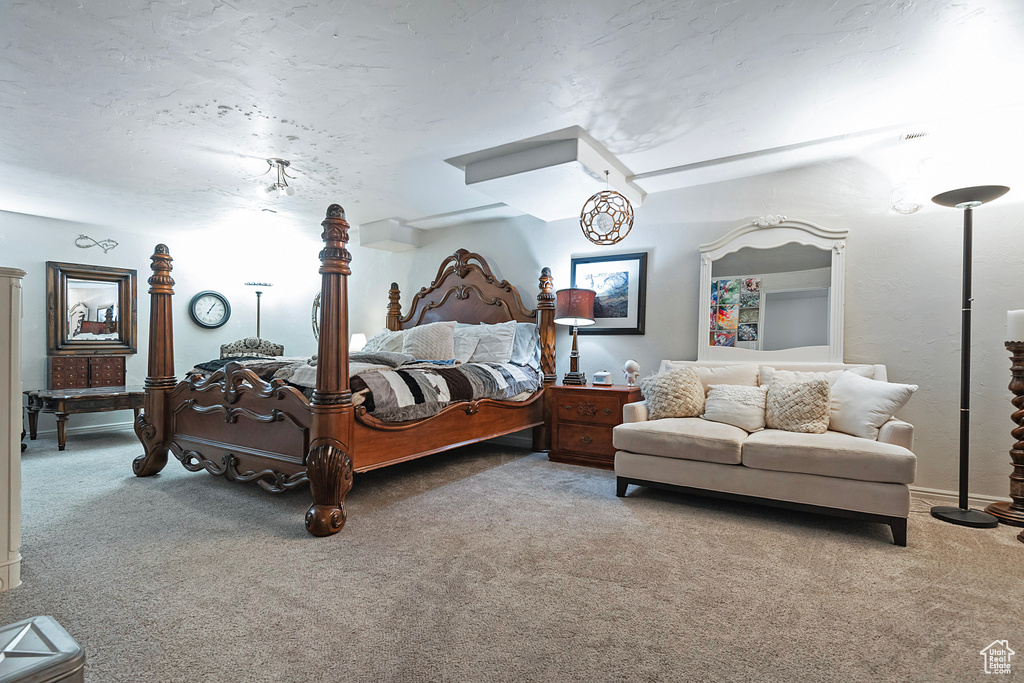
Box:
[554,288,596,327]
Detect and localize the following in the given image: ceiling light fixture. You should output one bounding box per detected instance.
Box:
[580,170,634,245]
[264,158,295,196]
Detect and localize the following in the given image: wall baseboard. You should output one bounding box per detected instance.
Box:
[29,421,134,439]
[909,485,1010,508]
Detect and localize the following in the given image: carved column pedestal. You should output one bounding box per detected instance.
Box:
[984,341,1024,543]
[0,267,25,591]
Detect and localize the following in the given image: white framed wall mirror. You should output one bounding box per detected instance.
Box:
[697,217,847,363]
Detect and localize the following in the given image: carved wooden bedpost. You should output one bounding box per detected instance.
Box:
[386,283,402,332]
[133,245,175,477]
[537,267,556,384]
[305,204,355,536]
[534,266,556,451]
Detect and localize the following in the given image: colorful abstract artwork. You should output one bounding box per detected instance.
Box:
[711,276,762,346]
[739,308,759,324]
[719,279,740,306]
[717,306,738,329]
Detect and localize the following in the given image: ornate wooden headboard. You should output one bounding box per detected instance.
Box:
[387,249,547,330]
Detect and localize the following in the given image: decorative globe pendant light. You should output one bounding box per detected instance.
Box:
[580,170,634,245]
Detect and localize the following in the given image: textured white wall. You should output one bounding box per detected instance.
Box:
[340,159,1024,499]
[5,155,1023,499]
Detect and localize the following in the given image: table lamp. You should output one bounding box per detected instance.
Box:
[554,288,596,385]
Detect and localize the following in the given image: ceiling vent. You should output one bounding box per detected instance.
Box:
[446,127,644,223]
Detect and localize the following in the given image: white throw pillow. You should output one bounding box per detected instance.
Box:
[691,364,759,395]
[467,320,517,363]
[702,384,768,432]
[639,368,705,420]
[402,320,456,360]
[829,371,918,440]
[509,322,540,367]
[764,377,831,434]
[759,365,873,387]
[453,334,479,364]
[363,328,405,354]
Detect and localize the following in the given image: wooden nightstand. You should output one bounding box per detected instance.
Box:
[548,384,643,469]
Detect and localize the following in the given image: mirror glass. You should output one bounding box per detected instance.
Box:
[67,279,121,339]
[698,219,846,363]
[47,262,137,355]
[710,244,831,352]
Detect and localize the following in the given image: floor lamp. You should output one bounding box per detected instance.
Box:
[245,281,273,338]
[929,184,1010,528]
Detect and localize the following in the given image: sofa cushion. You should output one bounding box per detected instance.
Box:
[613,417,746,464]
[764,377,830,434]
[660,362,759,395]
[702,384,767,432]
[759,365,873,387]
[741,429,917,484]
[828,371,918,440]
[640,368,705,419]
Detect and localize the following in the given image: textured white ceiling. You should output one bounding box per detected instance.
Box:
[1,0,1022,236]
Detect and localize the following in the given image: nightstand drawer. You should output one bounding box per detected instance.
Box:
[556,423,615,457]
[556,392,623,426]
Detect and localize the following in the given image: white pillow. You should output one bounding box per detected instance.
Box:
[402,320,456,360]
[509,322,540,367]
[363,329,404,354]
[453,334,479,364]
[702,384,768,432]
[759,365,873,387]
[691,364,759,396]
[468,320,517,363]
[829,371,918,440]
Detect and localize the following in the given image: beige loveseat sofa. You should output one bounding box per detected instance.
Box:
[613,361,916,545]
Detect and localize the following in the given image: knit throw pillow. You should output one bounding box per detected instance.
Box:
[402,321,456,360]
[702,384,768,432]
[765,377,830,434]
[640,367,705,420]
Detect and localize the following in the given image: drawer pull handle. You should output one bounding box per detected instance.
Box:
[580,434,593,445]
[563,404,573,411]
[604,408,612,415]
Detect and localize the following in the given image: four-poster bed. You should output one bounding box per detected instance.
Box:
[133,204,556,536]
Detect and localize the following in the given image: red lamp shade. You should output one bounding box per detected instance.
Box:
[554,288,596,326]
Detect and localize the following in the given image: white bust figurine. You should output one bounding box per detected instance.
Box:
[623,359,640,387]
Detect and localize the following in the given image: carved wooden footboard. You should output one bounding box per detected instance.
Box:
[134,203,554,537]
[165,366,312,492]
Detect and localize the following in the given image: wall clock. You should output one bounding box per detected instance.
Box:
[188,290,231,329]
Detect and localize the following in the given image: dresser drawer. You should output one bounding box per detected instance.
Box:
[555,392,623,426]
[556,423,615,457]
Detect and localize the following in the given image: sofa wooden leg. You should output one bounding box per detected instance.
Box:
[890,517,907,546]
[616,478,628,497]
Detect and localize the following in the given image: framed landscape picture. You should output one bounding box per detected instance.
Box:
[570,252,648,335]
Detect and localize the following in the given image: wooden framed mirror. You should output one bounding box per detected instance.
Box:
[46,261,137,355]
[698,217,847,363]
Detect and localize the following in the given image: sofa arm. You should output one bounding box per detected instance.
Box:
[878,418,914,451]
[623,400,649,423]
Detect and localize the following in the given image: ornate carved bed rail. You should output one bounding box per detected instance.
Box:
[134,204,554,537]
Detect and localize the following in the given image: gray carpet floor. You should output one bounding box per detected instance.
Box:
[1,428,1022,682]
